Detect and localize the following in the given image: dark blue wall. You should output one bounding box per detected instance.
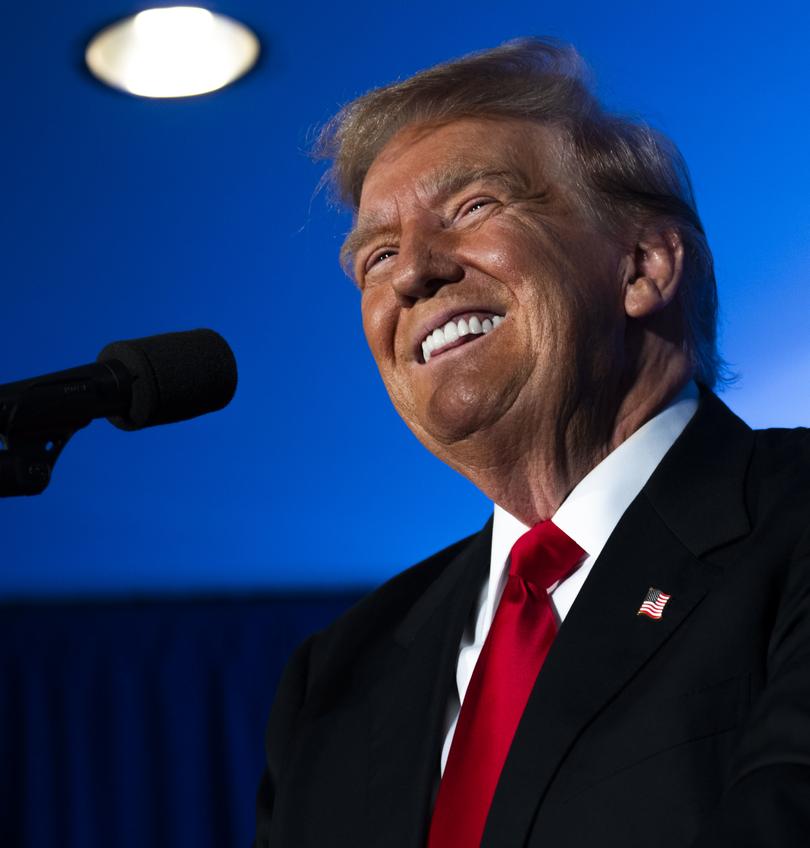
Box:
[0,593,362,847]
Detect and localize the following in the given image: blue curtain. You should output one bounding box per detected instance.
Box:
[0,593,362,848]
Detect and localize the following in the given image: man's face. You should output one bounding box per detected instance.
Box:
[350,117,628,467]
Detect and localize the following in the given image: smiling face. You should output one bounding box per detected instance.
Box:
[349,117,630,475]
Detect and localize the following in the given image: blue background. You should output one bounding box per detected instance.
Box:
[3,0,809,596]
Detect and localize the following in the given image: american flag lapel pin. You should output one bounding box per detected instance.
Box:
[637,587,671,620]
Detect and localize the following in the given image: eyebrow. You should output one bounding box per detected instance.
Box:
[340,165,531,273]
[340,212,398,274]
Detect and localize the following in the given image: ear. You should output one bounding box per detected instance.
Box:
[623,228,684,319]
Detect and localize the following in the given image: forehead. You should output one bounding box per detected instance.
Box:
[358,117,564,210]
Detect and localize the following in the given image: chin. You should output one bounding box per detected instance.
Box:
[418,380,514,446]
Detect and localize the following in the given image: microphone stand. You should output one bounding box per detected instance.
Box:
[0,362,131,497]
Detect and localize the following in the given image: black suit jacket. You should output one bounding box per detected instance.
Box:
[255,392,810,846]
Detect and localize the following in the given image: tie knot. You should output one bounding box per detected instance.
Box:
[508,520,585,590]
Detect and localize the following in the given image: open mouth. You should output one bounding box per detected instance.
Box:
[420,312,505,363]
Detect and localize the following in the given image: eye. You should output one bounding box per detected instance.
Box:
[364,248,397,273]
[458,197,495,218]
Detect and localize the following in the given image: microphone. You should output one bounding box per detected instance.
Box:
[0,329,237,496]
[0,329,237,434]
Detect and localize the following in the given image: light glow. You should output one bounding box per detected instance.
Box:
[85,6,260,98]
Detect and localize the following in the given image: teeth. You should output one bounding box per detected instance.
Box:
[420,313,505,362]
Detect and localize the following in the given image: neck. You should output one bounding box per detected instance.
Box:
[446,357,693,526]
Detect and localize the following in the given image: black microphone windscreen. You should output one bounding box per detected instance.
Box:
[97,329,237,430]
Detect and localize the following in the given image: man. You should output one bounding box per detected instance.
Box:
[255,39,810,846]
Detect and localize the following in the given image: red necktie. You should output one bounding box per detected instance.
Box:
[427,520,585,848]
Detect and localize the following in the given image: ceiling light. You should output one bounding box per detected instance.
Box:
[85,6,260,99]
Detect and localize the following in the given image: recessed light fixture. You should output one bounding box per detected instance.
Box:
[85,6,260,98]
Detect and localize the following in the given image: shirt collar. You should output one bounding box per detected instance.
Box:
[491,381,700,574]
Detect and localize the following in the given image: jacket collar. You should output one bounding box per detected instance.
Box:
[644,388,752,557]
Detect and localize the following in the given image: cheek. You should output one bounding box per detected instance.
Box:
[360,288,418,420]
[360,288,397,364]
[470,220,569,313]
[465,219,533,277]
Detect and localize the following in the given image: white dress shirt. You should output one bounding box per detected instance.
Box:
[439,382,700,774]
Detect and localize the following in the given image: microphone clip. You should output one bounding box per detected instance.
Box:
[0,360,126,497]
[0,421,84,497]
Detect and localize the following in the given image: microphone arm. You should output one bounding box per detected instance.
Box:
[0,360,133,496]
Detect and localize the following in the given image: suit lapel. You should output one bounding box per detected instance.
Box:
[483,391,754,847]
[483,495,720,846]
[363,520,492,847]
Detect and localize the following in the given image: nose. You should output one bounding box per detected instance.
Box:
[390,227,464,304]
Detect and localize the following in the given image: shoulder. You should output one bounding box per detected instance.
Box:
[304,526,485,684]
[752,424,810,468]
[744,425,810,545]
[686,390,810,515]
[270,521,488,714]
[748,425,810,504]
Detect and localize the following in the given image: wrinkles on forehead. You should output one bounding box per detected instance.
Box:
[340,159,538,275]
